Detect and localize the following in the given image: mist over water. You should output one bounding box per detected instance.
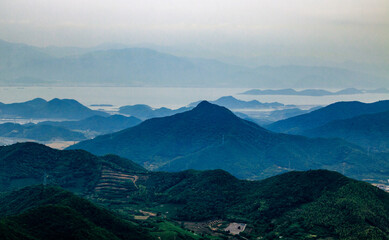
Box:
[1,86,388,110]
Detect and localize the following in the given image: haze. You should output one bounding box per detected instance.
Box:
[1,0,388,65]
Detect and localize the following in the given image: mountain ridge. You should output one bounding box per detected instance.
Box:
[0,98,108,120]
[69,101,388,180]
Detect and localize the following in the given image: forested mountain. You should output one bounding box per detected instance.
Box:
[69,101,388,180]
[0,142,146,193]
[0,98,108,120]
[267,100,389,134]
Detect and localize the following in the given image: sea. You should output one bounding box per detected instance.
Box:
[0,86,388,111]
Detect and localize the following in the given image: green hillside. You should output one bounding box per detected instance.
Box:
[0,142,146,193]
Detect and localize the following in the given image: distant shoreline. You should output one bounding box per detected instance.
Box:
[240,88,389,96]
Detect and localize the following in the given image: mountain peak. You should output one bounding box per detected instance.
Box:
[217,96,237,101]
[192,101,236,117]
[195,100,214,109]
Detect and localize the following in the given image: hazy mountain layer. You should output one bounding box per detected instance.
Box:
[0,123,86,141]
[1,39,386,88]
[189,96,287,109]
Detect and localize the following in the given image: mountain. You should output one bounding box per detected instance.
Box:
[0,98,108,120]
[0,185,153,240]
[267,100,389,134]
[38,115,142,135]
[189,96,286,109]
[69,101,388,181]
[0,122,86,141]
[1,39,387,88]
[241,88,369,96]
[303,110,389,152]
[119,105,191,120]
[0,142,146,193]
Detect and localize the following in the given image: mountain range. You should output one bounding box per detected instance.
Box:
[69,101,389,181]
[119,96,289,121]
[0,98,108,120]
[188,96,287,109]
[1,39,387,88]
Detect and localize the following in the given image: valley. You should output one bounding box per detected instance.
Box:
[1,2,388,239]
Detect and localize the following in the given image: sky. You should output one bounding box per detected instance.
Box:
[1,0,388,64]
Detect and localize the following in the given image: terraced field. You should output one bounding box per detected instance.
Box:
[93,165,141,202]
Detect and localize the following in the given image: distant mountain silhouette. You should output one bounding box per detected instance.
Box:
[267,100,389,134]
[1,39,387,88]
[69,101,388,180]
[189,96,286,109]
[0,98,108,120]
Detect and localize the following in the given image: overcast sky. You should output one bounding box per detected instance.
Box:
[1,0,388,64]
